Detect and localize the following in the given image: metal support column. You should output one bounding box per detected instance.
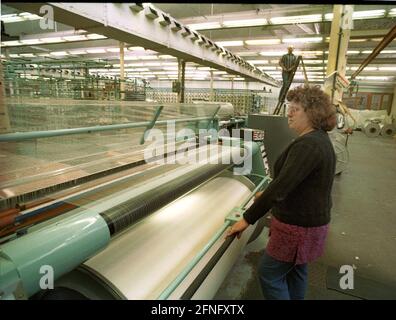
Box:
[120,41,125,100]
[0,64,11,133]
[324,5,353,104]
[178,58,185,103]
[4,49,14,96]
[231,76,234,92]
[210,70,214,101]
[391,86,396,118]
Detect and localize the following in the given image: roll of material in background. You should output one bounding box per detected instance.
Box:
[363,121,380,138]
[379,124,396,137]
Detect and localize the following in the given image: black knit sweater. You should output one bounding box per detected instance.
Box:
[244,129,336,227]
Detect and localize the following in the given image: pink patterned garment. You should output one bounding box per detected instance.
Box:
[266,216,329,265]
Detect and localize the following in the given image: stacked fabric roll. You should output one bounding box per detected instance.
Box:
[363,120,381,138]
[379,123,396,137]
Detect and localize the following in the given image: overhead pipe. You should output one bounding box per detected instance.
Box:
[0,115,216,142]
[350,24,396,80]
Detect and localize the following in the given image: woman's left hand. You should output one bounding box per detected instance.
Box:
[226,218,249,239]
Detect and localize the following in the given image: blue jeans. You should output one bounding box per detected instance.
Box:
[258,250,308,300]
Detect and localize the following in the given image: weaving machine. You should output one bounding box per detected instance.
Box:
[0,100,270,300]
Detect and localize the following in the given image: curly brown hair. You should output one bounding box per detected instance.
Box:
[286,85,336,131]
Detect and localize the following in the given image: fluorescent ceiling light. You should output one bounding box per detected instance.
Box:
[389,9,396,17]
[125,68,149,72]
[302,60,325,64]
[187,22,221,30]
[362,50,396,54]
[213,71,227,74]
[260,51,287,56]
[19,39,42,45]
[162,62,178,66]
[20,13,41,20]
[349,38,367,43]
[350,67,377,71]
[222,18,267,28]
[245,39,281,45]
[2,40,21,46]
[1,14,18,18]
[50,51,69,56]
[86,34,107,40]
[380,50,396,54]
[326,9,386,21]
[1,16,24,23]
[37,53,50,57]
[305,66,325,70]
[19,53,36,57]
[106,48,120,53]
[40,37,64,43]
[353,10,385,19]
[158,55,175,59]
[356,76,389,80]
[246,60,268,65]
[347,51,361,54]
[270,14,322,24]
[86,48,106,54]
[9,54,20,58]
[69,50,88,55]
[378,67,396,71]
[2,34,107,47]
[216,41,244,47]
[63,35,88,41]
[128,46,146,51]
[283,37,323,44]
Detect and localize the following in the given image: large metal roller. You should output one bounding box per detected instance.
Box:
[46,175,256,300]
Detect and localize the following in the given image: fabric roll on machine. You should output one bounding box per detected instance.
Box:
[0,101,271,300]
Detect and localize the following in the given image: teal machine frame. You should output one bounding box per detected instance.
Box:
[0,106,269,300]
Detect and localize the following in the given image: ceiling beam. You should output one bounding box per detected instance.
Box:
[6,2,279,86]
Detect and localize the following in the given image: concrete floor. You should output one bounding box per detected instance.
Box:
[215,131,396,300]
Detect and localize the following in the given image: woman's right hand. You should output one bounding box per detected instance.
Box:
[226,218,249,239]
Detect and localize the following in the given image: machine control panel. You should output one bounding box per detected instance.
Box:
[237,128,265,142]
